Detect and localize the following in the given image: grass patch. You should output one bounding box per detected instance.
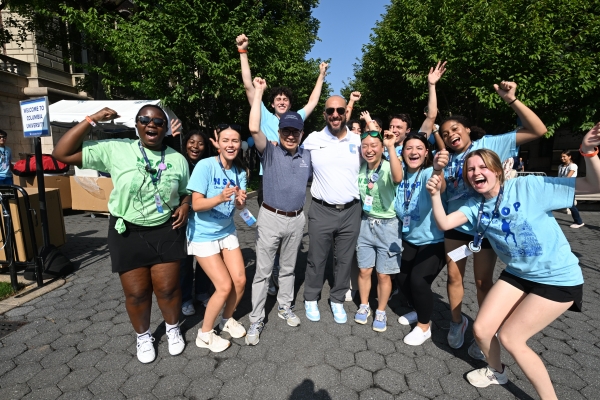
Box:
[0,281,25,301]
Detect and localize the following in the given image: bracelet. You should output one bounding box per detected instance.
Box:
[238,49,247,53]
[579,145,599,158]
[347,105,353,109]
[181,201,192,208]
[507,98,517,106]
[85,116,97,127]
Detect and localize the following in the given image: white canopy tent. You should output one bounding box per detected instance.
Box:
[49,99,180,135]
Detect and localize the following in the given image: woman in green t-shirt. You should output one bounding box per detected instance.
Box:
[53,105,191,364]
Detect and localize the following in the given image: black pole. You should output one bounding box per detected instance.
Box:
[34,137,50,249]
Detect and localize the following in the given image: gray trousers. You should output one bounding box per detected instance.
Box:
[304,201,362,304]
[250,206,306,323]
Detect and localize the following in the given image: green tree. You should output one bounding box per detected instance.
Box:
[3,0,330,133]
[345,0,600,135]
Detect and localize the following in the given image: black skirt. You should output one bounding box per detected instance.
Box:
[107,215,187,273]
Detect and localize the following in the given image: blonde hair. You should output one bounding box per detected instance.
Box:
[462,149,505,189]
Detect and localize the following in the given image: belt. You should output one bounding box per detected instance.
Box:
[262,202,303,217]
[311,197,359,210]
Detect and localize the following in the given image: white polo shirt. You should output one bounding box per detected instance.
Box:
[302,127,362,204]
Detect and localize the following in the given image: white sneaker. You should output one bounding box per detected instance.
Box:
[398,311,418,325]
[466,365,508,387]
[220,318,246,338]
[403,325,431,346]
[570,223,585,229]
[344,289,355,302]
[195,330,230,353]
[136,334,156,363]
[166,326,185,356]
[181,301,195,316]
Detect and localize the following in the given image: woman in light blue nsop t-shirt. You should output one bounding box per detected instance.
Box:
[187,125,248,353]
[427,124,600,399]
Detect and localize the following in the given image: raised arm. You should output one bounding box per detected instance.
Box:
[383,131,403,183]
[419,61,446,135]
[52,107,119,167]
[576,123,600,194]
[346,91,361,120]
[360,111,378,132]
[236,34,255,105]
[426,174,469,231]
[301,62,328,118]
[493,81,547,145]
[249,77,269,154]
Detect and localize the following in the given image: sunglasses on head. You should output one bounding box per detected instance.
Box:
[325,107,346,116]
[137,116,166,127]
[360,130,382,140]
[217,124,242,134]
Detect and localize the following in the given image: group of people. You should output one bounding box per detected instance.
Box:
[50,33,600,400]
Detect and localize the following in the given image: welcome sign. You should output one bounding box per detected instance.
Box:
[20,97,51,137]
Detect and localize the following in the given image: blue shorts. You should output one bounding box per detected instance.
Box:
[356,215,402,274]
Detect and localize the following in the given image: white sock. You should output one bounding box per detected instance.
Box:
[198,330,211,341]
[165,322,178,332]
[220,317,229,328]
[136,329,151,341]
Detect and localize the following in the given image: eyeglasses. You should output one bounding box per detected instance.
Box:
[137,116,166,127]
[360,131,382,140]
[280,129,302,138]
[325,107,346,116]
[217,124,242,134]
[0,136,6,140]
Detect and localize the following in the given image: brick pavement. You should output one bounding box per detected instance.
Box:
[0,193,599,399]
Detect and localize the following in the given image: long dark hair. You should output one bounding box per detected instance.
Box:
[402,133,432,169]
[216,126,248,178]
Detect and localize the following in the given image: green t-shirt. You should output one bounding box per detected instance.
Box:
[82,139,189,230]
[359,159,398,219]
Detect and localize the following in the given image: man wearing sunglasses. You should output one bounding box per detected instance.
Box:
[245,78,312,345]
[301,95,363,324]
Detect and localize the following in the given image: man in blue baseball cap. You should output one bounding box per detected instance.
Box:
[245,77,313,345]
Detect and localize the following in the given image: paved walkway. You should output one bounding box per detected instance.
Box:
[0,194,599,399]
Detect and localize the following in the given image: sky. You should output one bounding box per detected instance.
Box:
[306,0,391,95]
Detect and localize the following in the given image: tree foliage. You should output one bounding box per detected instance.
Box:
[3,0,330,133]
[345,0,600,135]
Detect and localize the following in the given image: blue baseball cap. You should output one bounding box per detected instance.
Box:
[279,111,304,131]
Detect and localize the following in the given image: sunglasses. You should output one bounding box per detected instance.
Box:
[217,124,242,134]
[360,131,382,140]
[325,107,346,116]
[137,116,166,127]
[280,129,302,138]
[0,136,6,140]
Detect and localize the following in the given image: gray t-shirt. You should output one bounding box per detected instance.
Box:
[260,142,312,211]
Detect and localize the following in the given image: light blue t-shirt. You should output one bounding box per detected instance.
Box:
[0,147,12,179]
[458,176,582,286]
[259,102,307,175]
[395,167,445,246]
[383,145,402,161]
[444,131,518,233]
[187,157,247,242]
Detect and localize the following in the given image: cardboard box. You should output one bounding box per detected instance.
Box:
[70,176,113,212]
[0,188,66,262]
[17,175,72,209]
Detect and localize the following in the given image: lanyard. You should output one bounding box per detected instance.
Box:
[449,142,473,182]
[217,155,239,187]
[367,160,383,193]
[403,167,422,210]
[138,141,166,187]
[470,185,504,251]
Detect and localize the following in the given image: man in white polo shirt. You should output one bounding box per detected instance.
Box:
[302,95,362,323]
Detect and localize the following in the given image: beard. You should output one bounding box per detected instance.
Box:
[326,116,347,136]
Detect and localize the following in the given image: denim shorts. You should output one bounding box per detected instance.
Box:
[356,215,402,274]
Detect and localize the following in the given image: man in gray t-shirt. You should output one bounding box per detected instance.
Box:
[245,77,312,346]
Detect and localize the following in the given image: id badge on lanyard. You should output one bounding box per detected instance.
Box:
[402,215,410,233]
[363,195,374,212]
[154,193,164,213]
[239,207,257,226]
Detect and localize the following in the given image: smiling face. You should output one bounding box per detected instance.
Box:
[137,106,167,150]
[186,134,205,161]
[465,155,501,196]
[361,135,384,167]
[324,96,347,136]
[278,128,303,152]
[441,120,471,153]
[402,138,428,172]
[351,122,361,134]
[561,153,571,164]
[218,128,241,163]
[272,94,291,117]
[389,118,410,144]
